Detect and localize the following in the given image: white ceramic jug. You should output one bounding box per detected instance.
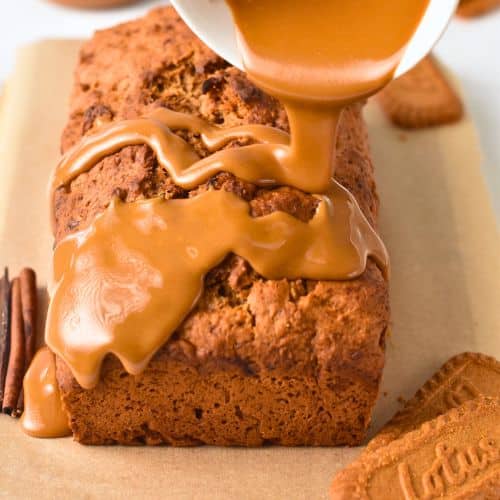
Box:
[171,0,459,79]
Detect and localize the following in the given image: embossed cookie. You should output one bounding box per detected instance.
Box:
[457,0,500,18]
[331,397,500,500]
[367,352,500,453]
[377,56,463,129]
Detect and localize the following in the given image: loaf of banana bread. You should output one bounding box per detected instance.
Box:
[53,6,389,446]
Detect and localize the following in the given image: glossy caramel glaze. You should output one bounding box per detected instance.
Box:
[47,183,388,389]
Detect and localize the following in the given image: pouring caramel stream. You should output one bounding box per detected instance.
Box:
[226,0,431,191]
[24,1,431,436]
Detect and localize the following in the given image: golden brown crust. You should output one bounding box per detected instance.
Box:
[55,7,389,446]
[457,0,500,18]
[331,397,500,499]
[366,352,500,453]
[376,56,463,129]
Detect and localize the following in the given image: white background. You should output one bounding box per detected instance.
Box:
[1,0,499,220]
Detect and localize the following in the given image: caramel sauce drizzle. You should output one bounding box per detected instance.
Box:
[51,108,290,197]
[47,183,387,389]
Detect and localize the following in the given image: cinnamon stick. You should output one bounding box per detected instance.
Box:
[20,268,37,365]
[0,268,10,406]
[2,278,25,414]
[15,268,38,415]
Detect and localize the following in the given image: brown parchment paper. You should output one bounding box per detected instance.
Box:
[0,41,498,500]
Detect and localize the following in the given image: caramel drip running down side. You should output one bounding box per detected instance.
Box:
[21,347,71,438]
[47,184,388,389]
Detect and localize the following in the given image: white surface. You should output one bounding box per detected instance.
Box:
[171,0,459,78]
[0,1,499,219]
[396,0,459,77]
